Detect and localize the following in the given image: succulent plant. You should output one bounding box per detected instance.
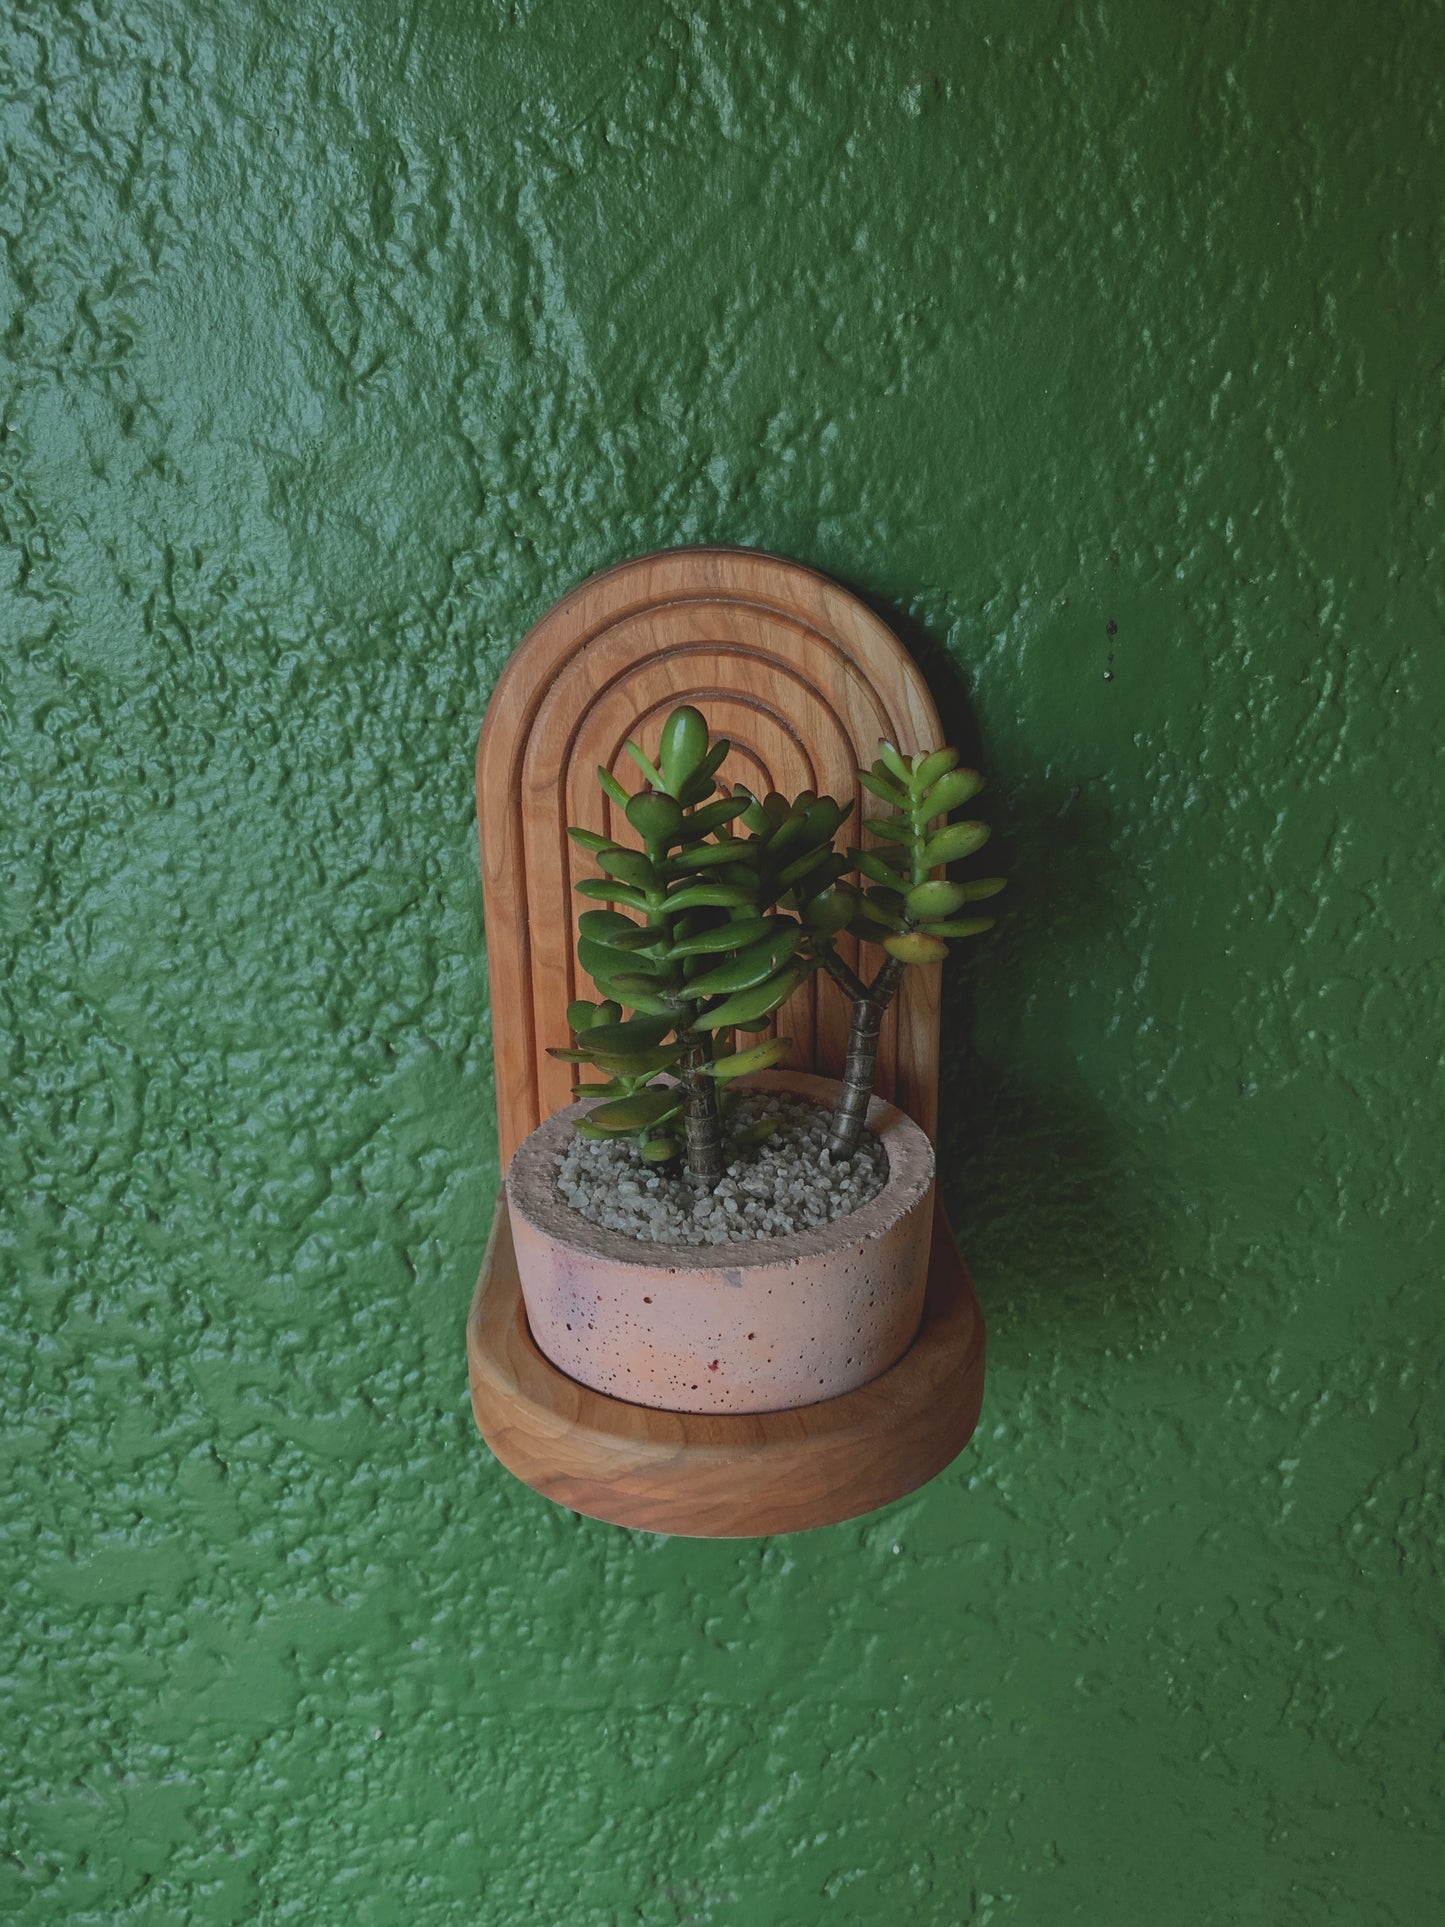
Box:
[550,706,1003,1186]
[549,707,802,1183]
[821,741,1005,1159]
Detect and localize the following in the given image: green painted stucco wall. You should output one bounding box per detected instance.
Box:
[3,1,1441,1920]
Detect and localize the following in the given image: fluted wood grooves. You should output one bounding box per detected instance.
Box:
[469,547,985,1535]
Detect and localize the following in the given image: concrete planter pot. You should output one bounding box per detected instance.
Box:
[504,1070,936,1415]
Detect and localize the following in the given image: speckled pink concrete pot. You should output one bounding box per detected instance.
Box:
[505,1070,936,1415]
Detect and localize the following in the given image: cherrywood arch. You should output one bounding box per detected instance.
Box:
[477,546,945,1165]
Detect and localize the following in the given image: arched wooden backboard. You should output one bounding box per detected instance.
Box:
[477,547,945,1167]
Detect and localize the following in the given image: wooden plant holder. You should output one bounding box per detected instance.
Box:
[467,548,986,1535]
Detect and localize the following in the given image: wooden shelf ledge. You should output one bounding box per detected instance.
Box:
[466,1197,986,1538]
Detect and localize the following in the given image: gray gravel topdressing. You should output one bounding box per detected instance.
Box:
[552,1092,889,1246]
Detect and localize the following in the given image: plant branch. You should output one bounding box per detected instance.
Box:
[816,945,868,1003]
[674,1020,725,1183]
[825,954,907,1160]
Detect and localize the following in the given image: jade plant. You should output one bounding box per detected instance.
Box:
[549,706,1003,1187]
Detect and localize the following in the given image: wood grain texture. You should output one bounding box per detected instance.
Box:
[471,546,985,1534]
[476,546,946,1167]
[468,1195,986,1537]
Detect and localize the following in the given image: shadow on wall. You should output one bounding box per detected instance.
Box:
[850,585,1181,1326]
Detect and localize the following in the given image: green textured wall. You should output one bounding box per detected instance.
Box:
[3,0,1441,1920]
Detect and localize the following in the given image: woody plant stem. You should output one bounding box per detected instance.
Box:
[822,951,906,1161]
[638,850,725,1186]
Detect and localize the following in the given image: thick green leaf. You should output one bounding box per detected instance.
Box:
[921,767,985,816]
[666,915,774,957]
[855,893,906,932]
[574,878,650,910]
[665,840,750,873]
[578,909,639,942]
[659,706,710,792]
[853,846,906,885]
[921,820,990,866]
[598,848,658,889]
[586,1088,683,1132]
[862,817,915,846]
[640,1136,680,1164]
[858,768,907,805]
[958,876,1007,901]
[580,1015,673,1055]
[764,817,834,881]
[918,916,995,938]
[694,961,810,1030]
[597,765,631,809]
[566,999,599,1032]
[876,740,912,786]
[863,886,905,916]
[801,883,858,934]
[698,738,732,782]
[626,791,684,845]
[883,931,949,963]
[775,847,847,893]
[578,937,671,984]
[760,807,808,860]
[734,787,769,834]
[612,972,682,1003]
[731,1118,780,1149]
[669,905,715,938]
[573,1117,616,1140]
[679,923,801,1000]
[664,882,755,911]
[577,940,631,982]
[675,771,717,808]
[687,795,751,838]
[701,1036,791,1079]
[577,910,666,951]
[623,738,666,791]
[848,919,890,946]
[910,747,959,795]
[567,827,619,854]
[588,1042,686,1077]
[803,797,848,842]
[591,982,677,1017]
[904,879,970,919]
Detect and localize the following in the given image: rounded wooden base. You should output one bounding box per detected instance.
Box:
[467,1197,986,1537]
